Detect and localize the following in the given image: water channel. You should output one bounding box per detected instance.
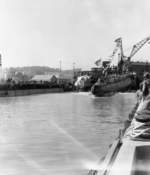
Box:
[0,92,136,175]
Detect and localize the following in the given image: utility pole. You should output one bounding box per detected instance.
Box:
[59,60,62,73]
[73,62,75,72]
[73,62,76,82]
[0,54,2,82]
[58,60,62,87]
[0,54,2,67]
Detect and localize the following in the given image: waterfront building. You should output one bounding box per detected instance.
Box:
[30,74,58,84]
[30,72,74,86]
[57,73,74,85]
[128,61,150,80]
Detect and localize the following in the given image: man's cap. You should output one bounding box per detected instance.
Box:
[143,72,150,79]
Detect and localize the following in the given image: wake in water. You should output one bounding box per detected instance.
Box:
[72,92,91,96]
[48,120,100,173]
[49,120,98,160]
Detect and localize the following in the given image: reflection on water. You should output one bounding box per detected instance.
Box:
[0,92,136,175]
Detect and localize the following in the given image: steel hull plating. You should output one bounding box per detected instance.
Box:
[91,77,133,97]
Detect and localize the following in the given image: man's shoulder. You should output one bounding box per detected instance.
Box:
[142,79,150,86]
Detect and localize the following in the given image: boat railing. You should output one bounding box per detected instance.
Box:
[88,101,139,175]
[88,136,122,175]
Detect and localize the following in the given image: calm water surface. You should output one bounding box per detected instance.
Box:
[0,92,136,175]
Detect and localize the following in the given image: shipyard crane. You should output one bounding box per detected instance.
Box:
[111,36,150,73]
[111,36,150,61]
[110,37,125,73]
[111,37,124,59]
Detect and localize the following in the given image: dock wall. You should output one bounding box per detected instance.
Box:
[0,88,64,97]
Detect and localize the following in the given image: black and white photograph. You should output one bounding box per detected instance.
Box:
[0,0,150,174]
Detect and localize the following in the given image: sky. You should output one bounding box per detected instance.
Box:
[0,0,150,70]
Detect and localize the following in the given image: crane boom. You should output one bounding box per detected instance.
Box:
[129,36,150,60]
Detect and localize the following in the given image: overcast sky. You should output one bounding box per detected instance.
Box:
[0,0,150,69]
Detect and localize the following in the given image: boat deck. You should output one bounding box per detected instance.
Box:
[103,138,150,175]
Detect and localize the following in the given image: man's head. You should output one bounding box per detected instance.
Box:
[143,72,150,79]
